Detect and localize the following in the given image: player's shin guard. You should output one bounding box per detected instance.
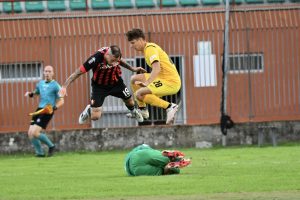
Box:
[31,138,44,156]
[38,133,54,148]
[143,94,169,109]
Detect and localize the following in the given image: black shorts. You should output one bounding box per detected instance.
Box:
[91,79,132,107]
[30,108,54,129]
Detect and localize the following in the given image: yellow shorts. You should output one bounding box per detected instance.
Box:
[144,73,181,97]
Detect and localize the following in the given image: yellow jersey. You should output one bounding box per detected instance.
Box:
[144,42,181,83]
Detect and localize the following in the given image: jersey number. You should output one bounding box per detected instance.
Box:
[153,81,163,88]
[123,88,131,97]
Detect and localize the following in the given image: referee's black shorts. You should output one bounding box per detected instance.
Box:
[30,108,54,129]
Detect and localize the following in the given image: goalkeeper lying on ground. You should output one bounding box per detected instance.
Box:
[24,65,64,157]
[124,144,191,176]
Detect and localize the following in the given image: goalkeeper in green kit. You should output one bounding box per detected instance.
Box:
[124,144,191,176]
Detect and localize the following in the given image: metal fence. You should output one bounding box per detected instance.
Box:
[0,5,299,133]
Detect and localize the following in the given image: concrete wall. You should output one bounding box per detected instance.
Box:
[1,121,300,154]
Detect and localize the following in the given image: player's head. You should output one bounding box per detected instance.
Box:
[126,28,146,51]
[105,45,122,66]
[43,65,54,81]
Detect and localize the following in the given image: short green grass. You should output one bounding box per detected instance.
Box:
[0,145,299,200]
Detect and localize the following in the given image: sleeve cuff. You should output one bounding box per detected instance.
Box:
[79,65,87,73]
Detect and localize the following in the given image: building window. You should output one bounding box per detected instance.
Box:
[228,53,264,73]
[0,62,43,81]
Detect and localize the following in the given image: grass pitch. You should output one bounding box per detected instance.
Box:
[0,145,299,200]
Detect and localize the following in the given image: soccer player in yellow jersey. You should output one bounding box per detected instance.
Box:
[126,28,181,124]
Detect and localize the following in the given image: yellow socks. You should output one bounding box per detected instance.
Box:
[143,94,169,109]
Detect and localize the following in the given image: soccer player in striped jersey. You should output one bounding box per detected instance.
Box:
[59,45,146,124]
[126,29,181,125]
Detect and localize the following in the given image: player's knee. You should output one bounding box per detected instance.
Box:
[135,90,145,101]
[28,127,40,138]
[91,107,102,120]
[27,131,34,138]
[130,75,138,84]
[136,93,143,101]
[91,116,99,121]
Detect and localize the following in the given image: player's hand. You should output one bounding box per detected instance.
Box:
[24,92,31,97]
[59,87,67,97]
[25,91,34,98]
[29,104,53,116]
[134,67,147,73]
[134,81,147,87]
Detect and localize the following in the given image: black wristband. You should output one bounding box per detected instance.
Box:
[29,92,34,98]
[53,106,57,110]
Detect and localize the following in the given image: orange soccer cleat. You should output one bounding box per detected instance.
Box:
[165,158,192,169]
[162,150,185,161]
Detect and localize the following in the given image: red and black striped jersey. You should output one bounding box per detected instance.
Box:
[80,47,122,86]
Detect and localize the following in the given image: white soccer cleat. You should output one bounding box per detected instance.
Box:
[126,108,149,120]
[166,103,179,125]
[130,109,144,123]
[78,104,91,124]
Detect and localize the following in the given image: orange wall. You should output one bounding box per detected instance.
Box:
[0,6,299,132]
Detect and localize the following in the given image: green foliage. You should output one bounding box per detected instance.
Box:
[0,146,299,200]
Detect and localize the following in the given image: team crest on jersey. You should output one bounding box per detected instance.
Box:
[150,55,158,63]
[99,63,114,69]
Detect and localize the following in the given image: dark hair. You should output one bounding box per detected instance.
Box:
[110,45,122,59]
[126,28,145,41]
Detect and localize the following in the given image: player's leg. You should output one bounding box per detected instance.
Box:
[78,105,103,123]
[132,164,164,176]
[31,113,55,157]
[136,78,181,124]
[130,73,148,108]
[79,85,106,124]
[123,97,143,122]
[109,80,143,122]
[28,124,44,157]
[90,106,102,120]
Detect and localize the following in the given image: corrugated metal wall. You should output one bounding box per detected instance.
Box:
[0,6,299,133]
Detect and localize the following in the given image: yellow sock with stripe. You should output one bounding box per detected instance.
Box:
[143,94,169,109]
[131,82,146,108]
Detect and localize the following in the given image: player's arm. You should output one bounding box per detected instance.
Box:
[59,68,84,97]
[54,97,64,110]
[24,90,38,98]
[60,52,101,97]
[25,82,40,98]
[62,68,84,89]
[119,59,146,73]
[144,61,160,86]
